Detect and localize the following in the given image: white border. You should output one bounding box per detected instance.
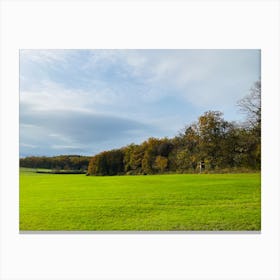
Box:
[1,1,280,280]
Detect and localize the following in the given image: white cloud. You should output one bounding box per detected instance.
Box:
[20,80,119,113]
[20,49,71,65]
[21,49,260,112]
[21,143,37,148]
[52,145,82,150]
[95,50,260,108]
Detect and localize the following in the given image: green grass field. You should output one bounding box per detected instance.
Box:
[19,169,261,231]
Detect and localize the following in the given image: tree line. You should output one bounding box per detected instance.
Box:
[20,155,91,172]
[87,81,261,176]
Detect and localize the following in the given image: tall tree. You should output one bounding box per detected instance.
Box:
[198,111,230,169]
[237,80,261,168]
[237,80,261,135]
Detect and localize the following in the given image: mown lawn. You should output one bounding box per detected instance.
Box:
[19,170,261,231]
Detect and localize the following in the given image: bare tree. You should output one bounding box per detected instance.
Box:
[237,80,261,129]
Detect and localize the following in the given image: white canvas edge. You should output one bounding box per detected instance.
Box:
[0,1,280,280]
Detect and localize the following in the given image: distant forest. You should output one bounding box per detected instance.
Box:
[20,81,261,176]
[20,155,91,172]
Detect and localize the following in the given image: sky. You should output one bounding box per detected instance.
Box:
[19,49,260,157]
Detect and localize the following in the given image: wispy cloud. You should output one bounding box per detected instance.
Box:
[21,49,71,65]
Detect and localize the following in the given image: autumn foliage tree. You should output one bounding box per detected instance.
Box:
[154,156,168,173]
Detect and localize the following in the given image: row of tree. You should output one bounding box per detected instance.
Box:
[20,155,91,171]
[87,81,261,176]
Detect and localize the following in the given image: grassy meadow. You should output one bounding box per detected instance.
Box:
[19,169,261,231]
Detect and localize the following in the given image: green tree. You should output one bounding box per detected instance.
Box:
[141,138,161,174]
[198,111,230,169]
[123,144,145,174]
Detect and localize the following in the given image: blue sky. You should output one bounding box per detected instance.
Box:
[20,49,260,157]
